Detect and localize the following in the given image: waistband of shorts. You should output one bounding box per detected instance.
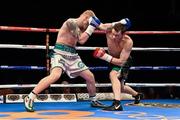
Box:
[112,66,122,71]
[54,43,76,53]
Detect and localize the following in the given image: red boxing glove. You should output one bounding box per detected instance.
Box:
[93,48,113,63]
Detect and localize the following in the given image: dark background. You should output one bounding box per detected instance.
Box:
[0,0,180,97]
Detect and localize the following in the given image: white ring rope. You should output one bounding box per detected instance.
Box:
[0,44,180,51]
[1,26,180,89]
[0,83,180,89]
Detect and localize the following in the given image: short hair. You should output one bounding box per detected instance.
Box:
[113,18,131,33]
[81,10,95,17]
[113,23,127,33]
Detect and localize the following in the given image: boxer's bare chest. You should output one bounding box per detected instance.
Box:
[56,24,81,46]
[107,35,124,57]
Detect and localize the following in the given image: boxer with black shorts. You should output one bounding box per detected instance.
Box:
[94,18,143,111]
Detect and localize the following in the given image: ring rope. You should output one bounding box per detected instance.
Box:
[1,44,180,51]
[0,83,180,89]
[0,66,46,70]
[1,26,180,34]
[1,26,180,89]
[1,65,180,70]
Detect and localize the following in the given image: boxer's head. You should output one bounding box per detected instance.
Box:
[111,18,131,39]
[113,18,131,34]
[78,10,95,30]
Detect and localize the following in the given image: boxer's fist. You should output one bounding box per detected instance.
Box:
[93,48,113,63]
[93,48,105,58]
[112,18,131,30]
[89,16,101,28]
[85,16,101,36]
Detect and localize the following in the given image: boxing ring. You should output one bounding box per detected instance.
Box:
[0,26,180,120]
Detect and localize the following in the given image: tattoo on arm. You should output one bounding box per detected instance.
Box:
[66,19,79,37]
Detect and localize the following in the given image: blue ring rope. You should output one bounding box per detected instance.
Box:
[0,66,180,70]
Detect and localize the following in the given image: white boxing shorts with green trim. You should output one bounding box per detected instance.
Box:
[51,48,88,78]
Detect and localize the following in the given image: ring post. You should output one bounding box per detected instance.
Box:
[45,29,50,75]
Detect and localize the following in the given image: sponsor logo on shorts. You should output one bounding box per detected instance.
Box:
[78,62,85,68]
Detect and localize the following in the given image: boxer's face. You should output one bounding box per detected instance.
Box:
[79,15,90,30]
[114,23,126,33]
[111,28,123,40]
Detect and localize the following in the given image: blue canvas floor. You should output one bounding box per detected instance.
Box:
[0,99,179,120]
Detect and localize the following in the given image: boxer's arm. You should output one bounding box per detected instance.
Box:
[79,16,101,44]
[98,23,113,30]
[78,32,90,45]
[111,48,131,66]
[111,39,133,66]
[93,48,113,63]
[66,19,90,44]
[66,19,79,37]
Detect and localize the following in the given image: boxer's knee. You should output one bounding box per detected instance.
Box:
[121,85,125,92]
[49,68,62,81]
[81,70,95,83]
[87,72,95,83]
[109,71,119,81]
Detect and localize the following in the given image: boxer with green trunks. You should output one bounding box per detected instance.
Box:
[94,18,143,111]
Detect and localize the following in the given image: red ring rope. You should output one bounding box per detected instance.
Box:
[1,26,180,34]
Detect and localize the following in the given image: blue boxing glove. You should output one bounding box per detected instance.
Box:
[112,18,131,31]
[89,16,101,27]
[85,16,101,36]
